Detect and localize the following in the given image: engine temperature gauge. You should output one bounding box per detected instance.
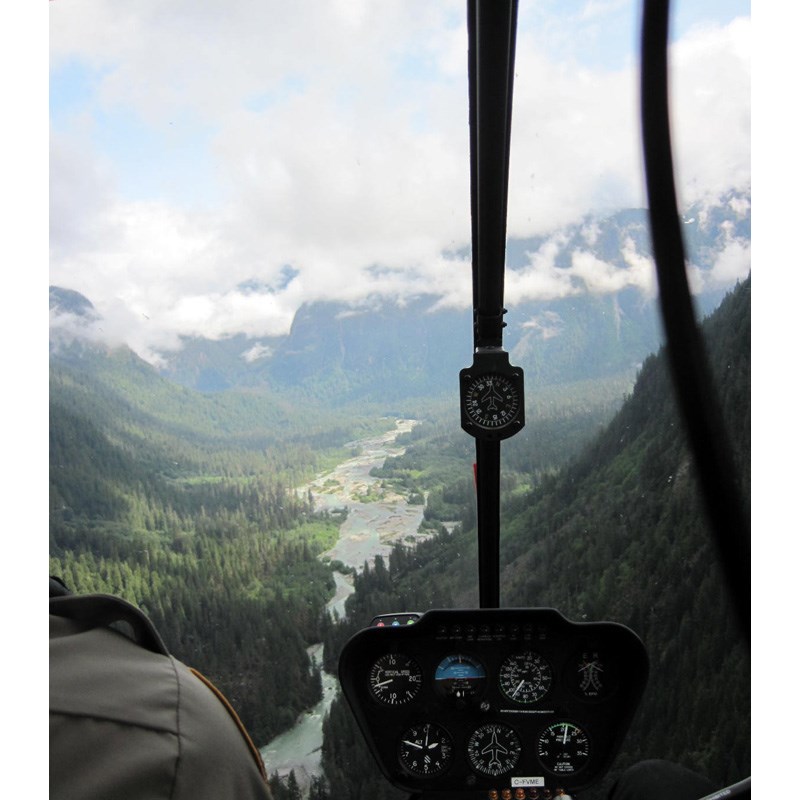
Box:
[498,651,553,704]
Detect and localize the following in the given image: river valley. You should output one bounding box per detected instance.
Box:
[259,419,427,792]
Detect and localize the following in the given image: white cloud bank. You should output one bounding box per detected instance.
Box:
[49,1,750,361]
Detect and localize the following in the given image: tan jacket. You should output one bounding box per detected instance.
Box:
[50,593,271,800]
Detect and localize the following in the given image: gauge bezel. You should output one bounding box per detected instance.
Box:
[459,351,525,441]
[497,650,553,705]
[536,721,592,776]
[397,722,454,777]
[462,372,522,430]
[368,652,423,706]
[466,722,523,777]
[433,652,488,701]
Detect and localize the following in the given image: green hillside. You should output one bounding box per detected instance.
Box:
[49,344,391,744]
[320,278,750,799]
[49,274,750,793]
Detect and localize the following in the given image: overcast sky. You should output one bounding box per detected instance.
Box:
[49,0,750,362]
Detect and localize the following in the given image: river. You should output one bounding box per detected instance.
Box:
[259,419,428,792]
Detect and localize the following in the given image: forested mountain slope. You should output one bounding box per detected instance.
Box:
[497,278,750,792]
[49,344,389,744]
[321,278,750,799]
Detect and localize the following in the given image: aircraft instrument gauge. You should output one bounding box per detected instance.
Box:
[459,351,525,441]
[434,654,487,700]
[498,651,553,704]
[466,723,522,777]
[368,653,422,706]
[398,723,454,777]
[537,722,591,775]
[566,649,617,701]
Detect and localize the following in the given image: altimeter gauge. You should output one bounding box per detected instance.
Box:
[398,723,454,777]
[466,723,522,777]
[537,722,591,775]
[368,653,423,706]
[498,651,553,704]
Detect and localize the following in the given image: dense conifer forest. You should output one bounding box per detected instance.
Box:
[319,279,750,800]
[49,346,389,744]
[49,277,749,796]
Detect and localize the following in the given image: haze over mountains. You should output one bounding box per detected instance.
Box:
[51,194,749,403]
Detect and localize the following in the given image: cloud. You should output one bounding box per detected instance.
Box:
[503,233,657,308]
[707,238,751,289]
[242,343,273,363]
[521,310,564,341]
[670,17,751,207]
[49,2,749,362]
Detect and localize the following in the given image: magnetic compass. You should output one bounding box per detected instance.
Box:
[460,351,525,441]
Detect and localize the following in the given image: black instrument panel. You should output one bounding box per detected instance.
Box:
[338,608,648,797]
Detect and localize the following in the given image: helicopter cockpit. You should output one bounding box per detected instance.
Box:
[51,0,750,800]
[335,2,750,799]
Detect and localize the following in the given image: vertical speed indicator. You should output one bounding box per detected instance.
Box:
[368,654,422,706]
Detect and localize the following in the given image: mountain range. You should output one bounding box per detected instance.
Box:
[50,193,749,406]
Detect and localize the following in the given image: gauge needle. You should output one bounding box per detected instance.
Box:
[373,679,392,687]
[403,740,423,749]
[562,726,568,745]
[512,679,525,697]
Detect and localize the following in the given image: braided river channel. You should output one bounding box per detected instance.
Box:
[259,419,429,792]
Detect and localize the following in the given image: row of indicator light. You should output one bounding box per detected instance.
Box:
[486,789,573,800]
[435,623,544,639]
[374,616,418,627]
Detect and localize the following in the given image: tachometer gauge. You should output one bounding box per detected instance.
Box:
[434,654,487,700]
[368,653,422,706]
[398,723,454,777]
[498,651,553,704]
[537,722,591,775]
[466,723,522,777]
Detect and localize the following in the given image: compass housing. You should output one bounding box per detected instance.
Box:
[460,350,525,441]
